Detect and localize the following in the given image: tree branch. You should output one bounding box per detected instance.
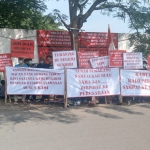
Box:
[81,0,107,22]
[56,13,69,29]
[78,0,89,15]
[81,0,89,7]
[69,0,80,22]
[95,3,140,33]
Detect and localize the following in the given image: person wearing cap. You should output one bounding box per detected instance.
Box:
[14,58,28,104]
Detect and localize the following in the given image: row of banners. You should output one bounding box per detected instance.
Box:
[6,66,150,97]
[0,50,146,72]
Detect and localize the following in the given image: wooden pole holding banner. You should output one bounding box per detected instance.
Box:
[64,66,68,108]
[3,71,7,105]
[105,96,107,104]
[119,68,123,104]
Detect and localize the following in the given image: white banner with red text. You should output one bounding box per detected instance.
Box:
[52,50,77,69]
[67,68,120,97]
[6,66,64,95]
[90,56,109,68]
[121,69,150,96]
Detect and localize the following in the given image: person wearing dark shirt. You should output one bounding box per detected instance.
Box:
[37,57,48,69]
[46,55,53,69]
[36,57,49,102]
[24,59,37,102]
[14,58,28,104]
[0,80,5,99]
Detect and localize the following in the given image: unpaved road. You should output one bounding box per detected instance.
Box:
[0,104,150,150]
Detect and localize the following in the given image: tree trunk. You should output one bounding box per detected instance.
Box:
[69,29,79,67]
[69,29,79,51]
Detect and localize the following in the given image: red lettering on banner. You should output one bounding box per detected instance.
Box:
[79,90,110,96]
[57,63,74,67]
[123,85,150,90]
[128,79,140,83]
[54,52,74,57]
[135,72,149,77]
[101,74,111,77]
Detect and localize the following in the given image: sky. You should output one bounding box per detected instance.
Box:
[44,0,145,33]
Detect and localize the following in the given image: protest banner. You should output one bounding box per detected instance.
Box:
[109,50,126,67]
[78,51,99,68]
[37,30,71,47]
[79,32,118,48]
[121,69,150,96]
[147,54,150,70]
[67,68,120,97]
[52,50,77,69]
[90,56,109,68]
[11,39,34,58]
[123,52,143,69]
[6,66,64,95]
[0,54,12,72]
[79,48,108,56]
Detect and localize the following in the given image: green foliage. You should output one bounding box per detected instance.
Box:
[0,0,61,30]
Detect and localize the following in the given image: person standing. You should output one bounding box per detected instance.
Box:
[37,57,48,69]
[36,57,49,102]
[46,55,53,69]
[24,59,36,102]
[14,58,28,104]
[0,80,5,99]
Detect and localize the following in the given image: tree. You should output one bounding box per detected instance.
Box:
[127,5,150,58]
[50,0,150,51]
[0,0,61,30]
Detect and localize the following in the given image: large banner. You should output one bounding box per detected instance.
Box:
[90,56,109,68]
[123,52,143,69]
[52,50,77,69]
[79,32,118,48]
[67,68,120,97]
[37,30,71,47]
[11,39,34,58]
[121,69,150,96]
[0,54,12,72]
[6,67,64,95]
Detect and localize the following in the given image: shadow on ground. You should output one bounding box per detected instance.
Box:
[84,109,122,119]
[102,105,144,115]
[0,107,80,125]
[0,102,147,126]
[139,104,150,109]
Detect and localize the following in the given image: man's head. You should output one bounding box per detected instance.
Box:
[39,57,45,64]
[18,58,24,64]
[1,80,5,85]
[46,55,53,64]
[24,59,32,65]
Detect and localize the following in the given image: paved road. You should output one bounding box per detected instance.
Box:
[0,104,150,150]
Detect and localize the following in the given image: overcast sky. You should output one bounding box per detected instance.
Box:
[45,1,137,33]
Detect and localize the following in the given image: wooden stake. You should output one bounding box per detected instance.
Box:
[3,72,7,105]
[64,66,67,108]
[119,68,122,104]
[105,96,107,104]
